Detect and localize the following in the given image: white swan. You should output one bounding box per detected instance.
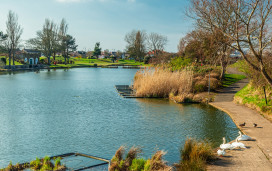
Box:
[237,131,252,141]
[217,149,225,156]
[220,137,234,150]
[231,138,246,149]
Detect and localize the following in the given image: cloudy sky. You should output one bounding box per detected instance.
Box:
[0,0,193,52]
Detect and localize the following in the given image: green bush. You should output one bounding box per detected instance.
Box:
[170,57,192,71]
[129,158,146,171]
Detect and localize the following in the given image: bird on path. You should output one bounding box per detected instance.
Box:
[220,137,234,150]
[217,149,226,156]
[231,138,246,149]
[239,122,246,127]
[253,123,257,127]
[237,131,252,141]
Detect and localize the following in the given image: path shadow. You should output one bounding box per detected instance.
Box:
[210,157,233,167]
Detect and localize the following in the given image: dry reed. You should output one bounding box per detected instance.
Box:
[176,138,215,171]
[133,67,193,98]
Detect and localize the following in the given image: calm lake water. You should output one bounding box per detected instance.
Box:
[0,68,238,167]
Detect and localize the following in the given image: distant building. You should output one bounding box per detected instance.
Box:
[18,49,42,65]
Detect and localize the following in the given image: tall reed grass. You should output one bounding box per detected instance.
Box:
[109,146,172,171]
[133,67,194,98]
[175,138,215,171]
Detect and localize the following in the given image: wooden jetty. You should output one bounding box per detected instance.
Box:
[122,66,141,69]
[115,85,138,98]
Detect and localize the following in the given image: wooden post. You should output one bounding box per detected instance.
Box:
[263,86,268,105]
[208,72,211,95]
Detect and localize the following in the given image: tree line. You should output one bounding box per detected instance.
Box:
[0,10,77,67]
[124,30,168,62]
[179,0,272,86]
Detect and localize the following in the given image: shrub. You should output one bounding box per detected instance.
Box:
[109,146,172,171]
[176,138,215,171]
[170,57,192,71]
[143,56,151,64]
[30,157,42,170]
[129,158,146,171]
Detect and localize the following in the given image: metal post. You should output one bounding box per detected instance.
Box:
[263,86,268,105]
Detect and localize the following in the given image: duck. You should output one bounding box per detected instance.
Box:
[231,138,246,149]
[239,122,246,127]
[253,123,257,127]
[217,149,226,156]
[237,131,252,141]
[220,137,234,150]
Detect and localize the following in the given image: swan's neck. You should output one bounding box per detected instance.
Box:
[239,131,242,137]
[223,138,226,144]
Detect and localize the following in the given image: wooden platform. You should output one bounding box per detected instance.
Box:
[115,85,138,98]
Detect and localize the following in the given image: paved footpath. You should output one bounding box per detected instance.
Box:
[207,77,272,171]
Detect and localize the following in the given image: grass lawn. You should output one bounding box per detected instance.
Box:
[222,74,246,87]
[50,56,146,68]
[235,84,272,116]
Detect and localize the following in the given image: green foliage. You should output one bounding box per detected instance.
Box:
[93,42,102,58]
[54,157,61,167]
[143,56,151,64]
[230,60,249,74]
[222,74,246,87]
[170,57,192,71]
[129,158,146,171]
[30,157,42,170]
[144,159,151,171]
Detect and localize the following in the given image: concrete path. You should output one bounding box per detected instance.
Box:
[207,77,272,170]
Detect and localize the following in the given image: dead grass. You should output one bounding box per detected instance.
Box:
[175,138,215,171]
[133,67,193,98]
[149,151,172,171]
[133,67,221,103]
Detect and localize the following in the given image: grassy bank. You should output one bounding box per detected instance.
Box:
[50,57,146,68]
[234,83,272,120]
[1,56,146,68]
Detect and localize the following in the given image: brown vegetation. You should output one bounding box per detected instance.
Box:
[133,67,221,103]
[175,138,215,171]
[109,146,172,171]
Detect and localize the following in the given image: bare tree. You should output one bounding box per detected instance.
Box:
[190,0,272,86]
[147,32,167,56]
[59,18,68,64]
[6,10,23,68]
[28,19,57,65]
[125,30,147,61]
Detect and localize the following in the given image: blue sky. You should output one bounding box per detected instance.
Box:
[0,0,193,52]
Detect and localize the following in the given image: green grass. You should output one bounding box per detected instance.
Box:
[229,60,249,74]
[222,74,246,87]
[50,57,146,68]
[235,84,272,114]
[1,56,146,68]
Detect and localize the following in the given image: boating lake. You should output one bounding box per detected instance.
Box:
[0,68,239,167]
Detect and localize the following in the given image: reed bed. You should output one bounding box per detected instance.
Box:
[109,146,172,171]
[133,67,194,98]
[175,138,215,171]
